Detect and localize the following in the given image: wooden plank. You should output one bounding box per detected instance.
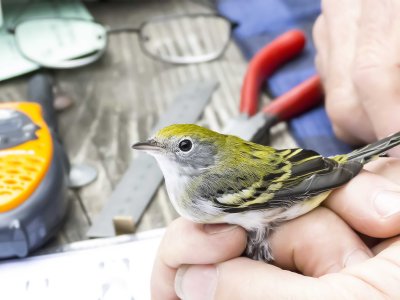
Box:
[0,0,296,247]
[55,0,250,237]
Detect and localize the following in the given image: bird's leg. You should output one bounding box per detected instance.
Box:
[246,227,274,262]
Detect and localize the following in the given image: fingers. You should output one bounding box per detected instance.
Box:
[176,258,332,300]
[153,158,400,298]
[153,215,366,299]
[176,244,400,300]
[151,218,246,299]
[316,0,400,146]
[324,241,400,298]
[354,0,400,70]
[269,206,372,277]
[312,16,328,81]
[364,157,400,185]
[351,0,400,149]
[317,0,374,144]
[270,157,400,277]
[324,166,400,238]
[321,0,360,87]
[161,220,246,266]
[372,235,400,255]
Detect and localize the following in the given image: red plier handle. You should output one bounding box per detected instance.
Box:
[240,29,323,121]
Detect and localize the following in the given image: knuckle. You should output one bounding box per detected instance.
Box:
[352,64,400,97]
[325,94,357,126]
[166,218,183,235]
[351,59,395,91]
[351,64,379,89]
[163,219,186,245]
[301,207,337,237]
[331,124,350,143]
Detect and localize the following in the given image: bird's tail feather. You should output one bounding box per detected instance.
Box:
[347,131,400,164]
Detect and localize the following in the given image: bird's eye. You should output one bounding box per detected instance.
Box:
[178,139,192,152]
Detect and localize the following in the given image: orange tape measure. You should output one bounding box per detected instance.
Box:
[0,74,70,259]
[0,102,53,213]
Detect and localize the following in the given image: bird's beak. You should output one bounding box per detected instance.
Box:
[131,139,161,151]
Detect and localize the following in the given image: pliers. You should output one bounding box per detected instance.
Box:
[223,29,323,144]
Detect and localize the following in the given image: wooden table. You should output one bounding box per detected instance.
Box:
[0,0,295,249]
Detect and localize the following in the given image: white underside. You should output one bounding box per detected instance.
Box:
[153,154,220,222]
[223,191,332,230]
[152,151,332,228]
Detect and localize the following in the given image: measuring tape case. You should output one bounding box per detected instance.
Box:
[0,102,69,258]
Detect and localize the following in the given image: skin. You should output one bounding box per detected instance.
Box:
[151,0,400,298]
[152,158,400,299]
[314,0,400,154]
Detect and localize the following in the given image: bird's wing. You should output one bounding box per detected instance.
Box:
[214,148,363,213]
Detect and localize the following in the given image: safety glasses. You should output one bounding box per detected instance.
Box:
[8,13,235,69]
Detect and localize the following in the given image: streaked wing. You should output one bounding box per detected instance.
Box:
[214,148,363,213]
[267,148,362,207]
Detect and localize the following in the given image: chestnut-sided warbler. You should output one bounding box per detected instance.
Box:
[132,124,400,261]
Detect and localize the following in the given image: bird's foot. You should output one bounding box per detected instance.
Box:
[246,229,274,262]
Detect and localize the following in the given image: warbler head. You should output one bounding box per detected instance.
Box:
[131,124,226,176]
[131,124,275,223]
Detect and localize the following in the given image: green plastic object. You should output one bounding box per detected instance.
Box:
[0,1,94,81]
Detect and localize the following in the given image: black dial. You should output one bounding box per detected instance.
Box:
[0,109,40,150]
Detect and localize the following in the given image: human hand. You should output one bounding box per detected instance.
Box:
[313,0,400,153]
[151,157,400,299]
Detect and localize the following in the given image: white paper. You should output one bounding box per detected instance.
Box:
[0,228,165,300]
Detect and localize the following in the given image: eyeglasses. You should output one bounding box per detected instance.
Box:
[7,13,235,69]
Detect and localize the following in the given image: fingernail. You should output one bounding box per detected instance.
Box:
[344,249,371,267]
[175,265,217,300]
[373,190,400,218]
[203,224,238,234]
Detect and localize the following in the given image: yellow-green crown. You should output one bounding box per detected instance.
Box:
[155,124,223,141]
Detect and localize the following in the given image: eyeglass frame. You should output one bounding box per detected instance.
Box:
[7,13,238,69]
[7,17,108,69]
[108,13,238,64]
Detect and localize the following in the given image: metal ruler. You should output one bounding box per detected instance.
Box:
[87,80,219,237]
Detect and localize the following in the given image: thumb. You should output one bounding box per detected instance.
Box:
[175,258,330,300]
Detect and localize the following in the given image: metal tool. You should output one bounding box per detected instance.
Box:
[87,80,219,237]
[68,163,98,189]
[224,30,323,142]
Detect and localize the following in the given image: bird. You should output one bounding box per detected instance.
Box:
[132,124,400,262]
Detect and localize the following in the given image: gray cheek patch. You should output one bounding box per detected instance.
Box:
[176,141,216,169]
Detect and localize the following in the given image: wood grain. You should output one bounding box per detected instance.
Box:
[0,0,296,248]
